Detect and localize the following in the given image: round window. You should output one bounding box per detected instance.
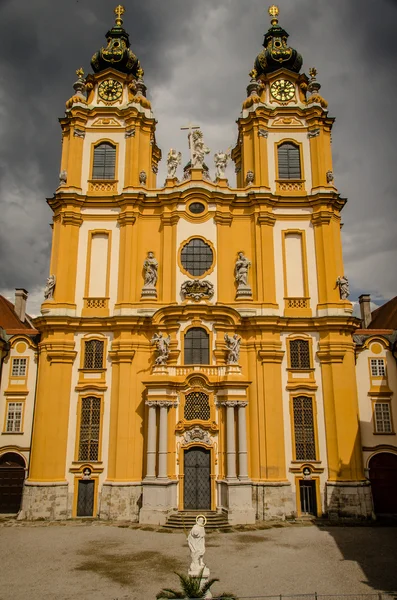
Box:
[188,202,205,215]
[180,238,214,276]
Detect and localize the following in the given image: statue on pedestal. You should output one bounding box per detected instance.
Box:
[167,148,182,178]
[336,275,350,300]
[191,130,210,169]
[214,150,230,179]
[142,252,158,298]
[151,332,170,365]
[44,275,56,300]
[224,333,241,364]
[235,252,252,298]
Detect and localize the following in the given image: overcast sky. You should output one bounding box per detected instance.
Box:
[0,0,396,316]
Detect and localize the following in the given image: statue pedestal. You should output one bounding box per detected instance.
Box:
[188,566,212,599]
[225,364,242,375]
[215,177,228,187]
[235,285,252,299]
[165,176,178,187]
[141,286,157,299]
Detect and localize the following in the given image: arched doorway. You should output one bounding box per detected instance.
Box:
[369,452,397,515]
[0,452,26,513]
[184,447,211,510]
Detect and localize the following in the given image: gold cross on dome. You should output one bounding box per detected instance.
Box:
[268,5,279,24]
[114,5,125,26]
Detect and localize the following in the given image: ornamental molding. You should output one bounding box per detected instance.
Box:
[125,128,136,138]
[181,279,214,301]
[258,128,269,138]
[92,117,121,128]
[307,128,320,139]
[181,426,213,447]
[146,400,178,408]
[73,128,86,139]
[257,212,276,226]
[62,211,83,227]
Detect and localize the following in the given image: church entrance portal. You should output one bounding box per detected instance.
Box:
[0,453,25,514]
[369,452,397,515]
[184,447,211,510]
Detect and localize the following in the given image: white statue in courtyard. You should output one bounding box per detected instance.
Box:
[191,130,210,169]
[151,332,171,365]
[44,274,56,300]
[336,275,350,300]
[167,148,182,178]
[188,515,207,575]
[224,333,241,364]
[214,150,230,179]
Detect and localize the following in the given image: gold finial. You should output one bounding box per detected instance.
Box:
[309,67,317,80]
[249,68,258,80]
[268,5,279,25]
[137,66,144,79]
[76,67,84,80]
[114,4,125,26]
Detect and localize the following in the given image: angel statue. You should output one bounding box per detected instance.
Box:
[224,333,242,364]
[214,150,230,179]
[151,332,171,365]
[166,148,182,178]
[336,275,350,300]
[44,274,56,300]
[191,129,210,169]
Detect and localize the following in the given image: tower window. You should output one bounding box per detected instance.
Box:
[184,391,210,421]
[278,142,301,179]
[78,396,101,461]
[289,339,310,369]
[180,238,214,277]
[293,396,316,461]
[184,328,210,365]
[11,358,27,377]
[84,340,104,369]
[92,142,116,179]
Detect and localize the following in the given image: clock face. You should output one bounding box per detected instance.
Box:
[98,79,123,102]
[270,79,295,102]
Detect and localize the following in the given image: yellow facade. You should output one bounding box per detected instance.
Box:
[22,6,373,523]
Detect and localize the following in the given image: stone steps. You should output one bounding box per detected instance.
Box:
[164,511,230,530]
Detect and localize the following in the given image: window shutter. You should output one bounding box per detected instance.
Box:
[278,143,301,179]
[92,143,116,179]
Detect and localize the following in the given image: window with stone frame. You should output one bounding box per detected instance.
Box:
[370,358,386,378]
[6,402,23,432]
[11,358,27,377]
[278,142,301,179]
[78,396,101,461]
[92,142,116,179]
[289,339,311,370]
[84,340,104,370]
[184,391,210,421]
[374,402,393,434]
[184,328,210,365]
[293,396,317,461]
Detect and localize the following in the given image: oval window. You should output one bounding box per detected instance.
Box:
[180,238,213,276]
[188,202,205,215]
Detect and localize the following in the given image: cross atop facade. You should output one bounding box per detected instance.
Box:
[114,5,125,26]
[181,122,201,162]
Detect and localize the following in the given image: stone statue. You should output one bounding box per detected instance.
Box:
[224,333,241,364]
[336,275,350,300]
[143,252,158,288]
[214,150,230,179]
[59,170,67,186]
[326,170,334,183]
[191,130,210,169]
[167,148,182,178]
[151,332,171,365]
[246,170,254,185]
[235,252,251,288]
[139,170,147,185]
[44,275,56,300]
[188,515,208,576]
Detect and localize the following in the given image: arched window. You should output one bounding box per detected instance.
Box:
[84,339,104,369]
[289,339,310,369]
[278,142,301,179]
[92,142,116,179]
[78,396,101,461]
[184,328,209,365]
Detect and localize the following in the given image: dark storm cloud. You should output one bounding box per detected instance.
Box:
[0,0,396,314]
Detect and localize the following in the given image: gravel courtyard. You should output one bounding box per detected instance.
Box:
[0,521,396,600]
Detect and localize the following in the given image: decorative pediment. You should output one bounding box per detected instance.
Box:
[182,426,213,447]
[91,117,122,128]
[271,117,304,127]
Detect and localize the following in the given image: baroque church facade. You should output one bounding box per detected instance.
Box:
[17,5,377,523]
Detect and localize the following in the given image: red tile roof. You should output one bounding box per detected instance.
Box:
[0,296,38,335]
[369,296,397,330]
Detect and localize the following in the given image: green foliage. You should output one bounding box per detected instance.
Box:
[156,569,238,600]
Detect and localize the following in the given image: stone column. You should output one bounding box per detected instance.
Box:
[237,402,249,480]
[146,402,157,478]
[158,404,169,479]
[226,402,237,480]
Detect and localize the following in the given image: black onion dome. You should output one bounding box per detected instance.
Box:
[254,6,302,76]
[91,6,140,76]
